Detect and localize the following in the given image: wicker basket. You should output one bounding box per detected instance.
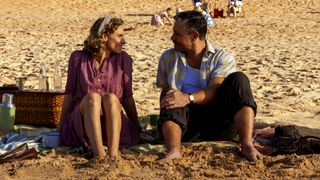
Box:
[0,90,64,128]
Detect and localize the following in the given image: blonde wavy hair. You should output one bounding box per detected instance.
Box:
[83,17,124,57]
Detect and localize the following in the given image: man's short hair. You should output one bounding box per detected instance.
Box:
[174,11,207,40]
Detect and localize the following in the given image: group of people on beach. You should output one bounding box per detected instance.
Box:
[151,0,214,27]
[57,9,262,162]
[150,0,244,28]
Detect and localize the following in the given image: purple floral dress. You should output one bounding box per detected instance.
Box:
[60,50,140,147]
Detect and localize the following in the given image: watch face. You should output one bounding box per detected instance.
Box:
[189,94,195,102]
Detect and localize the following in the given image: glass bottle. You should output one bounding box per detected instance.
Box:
[39,62,49,91]
[53,62,62,91]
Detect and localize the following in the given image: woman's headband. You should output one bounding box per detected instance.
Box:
[98,16,112,36]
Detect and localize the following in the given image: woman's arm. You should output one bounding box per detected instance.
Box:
[57,94,74,132]
[57,51,80,132]
[122,96,142,133]
[121,52,141,132]
[164,16,173,25]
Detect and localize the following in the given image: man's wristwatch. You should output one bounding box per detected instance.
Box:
[188,94,195,104]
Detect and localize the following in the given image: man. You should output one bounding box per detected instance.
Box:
[194,5,214,27]
[156,11,262,161]
[228,0,244,18]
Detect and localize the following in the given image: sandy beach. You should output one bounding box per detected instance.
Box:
[0,0,320,178]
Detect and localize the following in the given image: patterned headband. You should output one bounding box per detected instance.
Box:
[98,16,112,36]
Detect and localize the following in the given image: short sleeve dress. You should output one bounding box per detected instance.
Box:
[60,50,140,147]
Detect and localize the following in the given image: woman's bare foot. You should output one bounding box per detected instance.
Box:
[164,148,181,160]
[94,151,107,159]
[108,149,119,159]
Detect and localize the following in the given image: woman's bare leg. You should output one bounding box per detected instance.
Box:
[102,93,122,157]
[80,92,106,158]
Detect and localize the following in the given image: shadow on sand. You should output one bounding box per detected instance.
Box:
[139,115,320,137]
[255,122,320,137]
[125,13,153,17]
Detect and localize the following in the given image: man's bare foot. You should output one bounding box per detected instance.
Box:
[164,148,181,160]
[241,144,263,161]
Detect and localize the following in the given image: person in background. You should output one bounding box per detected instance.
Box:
[176,7,184,15]
[151,8,173,26]
[200,0,212,13]
[192,0,211,12]
[228,0,244,17]
[156,11,262,161]
[192,0,201,7]
[58,16,141,159]
[194,5,215,27]
[230,0,243,9]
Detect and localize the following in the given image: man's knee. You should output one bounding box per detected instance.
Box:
[226,71,249,85]
[162,120,180,129]
[222,72,253,95]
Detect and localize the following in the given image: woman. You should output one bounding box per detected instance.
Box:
[58,16,141,159]
[150,8,173,26]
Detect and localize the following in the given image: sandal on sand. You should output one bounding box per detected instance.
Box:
[0,143,38,164]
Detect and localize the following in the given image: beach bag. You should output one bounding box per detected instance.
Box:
[272,125,320,155]
[272,125,300,155]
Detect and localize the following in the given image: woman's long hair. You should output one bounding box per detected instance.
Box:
[83,17,124,57]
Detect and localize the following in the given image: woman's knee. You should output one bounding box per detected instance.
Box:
[102,93,120,107]
[87,91,102,104]
[80,92,102,112]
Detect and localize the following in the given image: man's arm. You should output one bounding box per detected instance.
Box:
[160,76,224,109]
[191,76,224,104]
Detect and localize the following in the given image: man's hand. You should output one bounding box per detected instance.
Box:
[160,89,190,109]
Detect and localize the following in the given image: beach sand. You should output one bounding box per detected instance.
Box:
[0,0,320,178]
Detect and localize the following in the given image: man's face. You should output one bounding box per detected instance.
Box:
[105,25,126,54]
[171,21,193,52]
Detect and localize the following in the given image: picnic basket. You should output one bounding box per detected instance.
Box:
[0,90,64,128]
